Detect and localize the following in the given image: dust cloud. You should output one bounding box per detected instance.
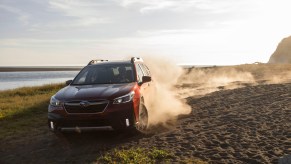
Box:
[139,56,291,127]
[177,67,256,98]
[257,65,291,84]
[177,64,291,98]
[267,71,291,84]
[142,56,191,126]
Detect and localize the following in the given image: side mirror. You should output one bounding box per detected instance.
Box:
[65,80,73,86]
[142,76,151,83]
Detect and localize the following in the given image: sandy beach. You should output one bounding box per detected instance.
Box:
[122,64,291,163]
[125,82,291,163]
[0,64,290,163]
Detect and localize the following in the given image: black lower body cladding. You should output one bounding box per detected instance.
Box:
[48,103,136,132]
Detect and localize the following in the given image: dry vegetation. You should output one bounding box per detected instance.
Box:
[0,84,64,140]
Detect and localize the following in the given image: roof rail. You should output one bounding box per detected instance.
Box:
[131,57,143,63]
[87,59,109,65]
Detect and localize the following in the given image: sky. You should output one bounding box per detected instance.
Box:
[0,0,291,66]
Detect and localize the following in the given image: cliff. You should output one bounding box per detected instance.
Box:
[268,36,291,63]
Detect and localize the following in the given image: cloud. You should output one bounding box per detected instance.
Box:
[1,0,288,66]
[119,0,253,14]
[0,38,104,48]
[137,29,203,37]
[120,0,200,13]
[0,0,112,33]
[0,4,30,25]
[48,0,112,26]
[28,18,106,32]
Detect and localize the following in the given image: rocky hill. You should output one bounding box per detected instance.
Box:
[269,36,291,63]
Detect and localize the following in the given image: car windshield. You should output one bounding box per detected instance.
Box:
[72,64,135,85]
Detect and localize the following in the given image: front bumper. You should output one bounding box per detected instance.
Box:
[48,102,136,132]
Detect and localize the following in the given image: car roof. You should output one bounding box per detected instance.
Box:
[87,57,144,66]
[88,60,132,66]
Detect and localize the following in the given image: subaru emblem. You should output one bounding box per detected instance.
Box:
[80,101,90,108]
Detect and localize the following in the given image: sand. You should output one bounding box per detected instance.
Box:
[0,64,290,163]
[126,83,291,163]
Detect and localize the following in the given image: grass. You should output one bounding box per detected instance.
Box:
[97,147,207,164]
[97,147,174,163]
[0,84,64,140]
[0,83,64,119]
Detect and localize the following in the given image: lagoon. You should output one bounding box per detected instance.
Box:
[0,71,79,91]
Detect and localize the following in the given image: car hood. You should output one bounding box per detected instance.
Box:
[55,83,136,101]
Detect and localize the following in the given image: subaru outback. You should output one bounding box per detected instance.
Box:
[48,57,152,133]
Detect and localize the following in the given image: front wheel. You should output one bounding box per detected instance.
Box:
[135,103,148,133]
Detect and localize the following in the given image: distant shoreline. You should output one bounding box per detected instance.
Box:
[0,65,232,72]
[0,65,202,72]
[0,66,83,72]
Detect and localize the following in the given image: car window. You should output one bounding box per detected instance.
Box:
[75,70,88,84]
[115,65,135,83]
[72,64,134,85]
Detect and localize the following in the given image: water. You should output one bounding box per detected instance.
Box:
[0,71,79,91]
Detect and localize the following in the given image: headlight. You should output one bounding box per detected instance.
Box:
[50,96,63,106]
[113,91,135,104]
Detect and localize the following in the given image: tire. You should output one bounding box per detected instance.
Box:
[135,102,148,133]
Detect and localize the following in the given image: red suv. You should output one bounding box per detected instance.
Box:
[48,57,152,133]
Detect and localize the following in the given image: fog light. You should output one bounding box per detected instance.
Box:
[50,121,55,130]
[125,119,130,127]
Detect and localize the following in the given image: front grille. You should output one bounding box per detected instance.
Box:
[64,100,109,114]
